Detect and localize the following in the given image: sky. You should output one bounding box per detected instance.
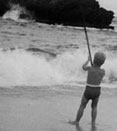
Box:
[97,0,117,16]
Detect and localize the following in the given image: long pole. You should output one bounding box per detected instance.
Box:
[80,7,93,66]
[83,25,93,66]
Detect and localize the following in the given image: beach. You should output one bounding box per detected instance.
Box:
[0,87,116,131]
[0,11,117,131]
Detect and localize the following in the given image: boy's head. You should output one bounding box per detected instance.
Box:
[93,52,106,66]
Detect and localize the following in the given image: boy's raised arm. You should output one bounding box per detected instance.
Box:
[82,56,91,71]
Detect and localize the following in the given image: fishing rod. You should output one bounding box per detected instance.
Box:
[80,6,93,66]
[83,22,93,66]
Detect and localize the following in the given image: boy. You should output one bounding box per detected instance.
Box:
[70,52,106,125]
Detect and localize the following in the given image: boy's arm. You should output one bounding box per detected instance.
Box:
[82,56,91,71]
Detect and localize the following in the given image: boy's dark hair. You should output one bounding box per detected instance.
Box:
[93,52,106,66]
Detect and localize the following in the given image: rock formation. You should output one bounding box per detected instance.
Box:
[0,0,114,29]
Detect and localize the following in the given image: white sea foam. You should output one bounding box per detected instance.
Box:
[2,4,33,23]
[0,49,85,87]
[0,49,116,88]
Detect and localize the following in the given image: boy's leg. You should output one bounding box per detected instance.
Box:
[75,96,89,123]
[69,95,88,125]
[91,97,99,125]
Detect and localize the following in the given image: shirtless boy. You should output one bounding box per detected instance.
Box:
[71,52,106,125]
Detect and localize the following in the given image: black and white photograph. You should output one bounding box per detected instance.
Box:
[0,0,116,131]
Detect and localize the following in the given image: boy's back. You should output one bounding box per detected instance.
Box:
[87,66,105,86]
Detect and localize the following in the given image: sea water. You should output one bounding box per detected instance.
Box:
[0,7,117,94]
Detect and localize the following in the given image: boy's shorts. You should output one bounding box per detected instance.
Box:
[84,86,101,100]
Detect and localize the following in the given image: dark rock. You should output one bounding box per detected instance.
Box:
[0,0,114,29]
[0,0,10,16]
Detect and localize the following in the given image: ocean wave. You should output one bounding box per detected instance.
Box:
[0,49,115,89]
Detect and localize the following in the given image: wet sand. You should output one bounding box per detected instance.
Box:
[0,87,116,131]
